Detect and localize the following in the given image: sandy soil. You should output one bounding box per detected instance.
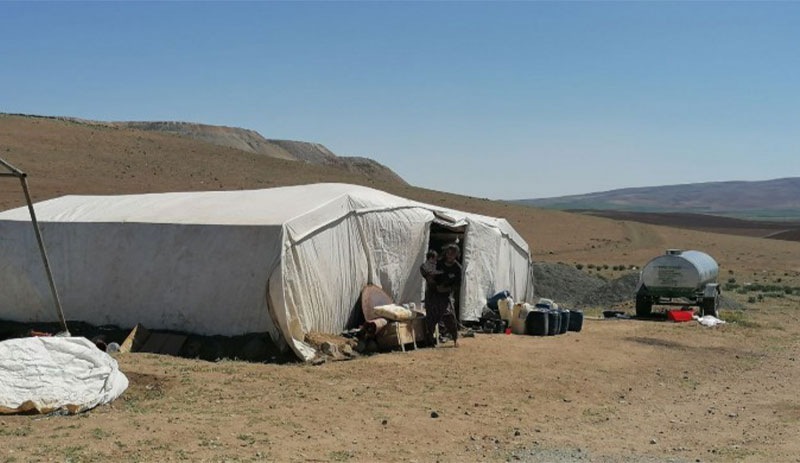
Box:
[2,114,800,462]
[2,294,799,463]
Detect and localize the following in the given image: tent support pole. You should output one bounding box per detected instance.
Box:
[0,157,69,334]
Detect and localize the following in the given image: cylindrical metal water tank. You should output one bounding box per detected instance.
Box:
[640,249,719,292]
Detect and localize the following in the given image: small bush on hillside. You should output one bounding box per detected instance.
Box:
[727,278,736,284]
[575,263,584,270]
[587,264,595,269]
[747,296,757,304]
[602,264,609,270]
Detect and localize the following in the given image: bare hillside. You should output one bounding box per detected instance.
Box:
[118,120,299,160]
[0,114,402,209]
[516,177,800,220]
[576,210,800,243]
[1,114,406,185]
[116,120,407,184]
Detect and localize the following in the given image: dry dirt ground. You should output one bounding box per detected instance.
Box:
[2,294,799,463]
[2,114,800,462]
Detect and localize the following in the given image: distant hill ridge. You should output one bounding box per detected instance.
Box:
[2,114,406,184]
[515,177,800,220]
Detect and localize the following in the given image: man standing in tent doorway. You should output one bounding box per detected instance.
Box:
[424,243,461,347]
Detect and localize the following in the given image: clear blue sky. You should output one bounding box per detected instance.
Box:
[2,2,799,199]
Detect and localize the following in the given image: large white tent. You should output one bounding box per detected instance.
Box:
[0,183,533,360]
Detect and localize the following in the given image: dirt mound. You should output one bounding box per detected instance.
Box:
[579,273,639,307]
[532,262,639,308]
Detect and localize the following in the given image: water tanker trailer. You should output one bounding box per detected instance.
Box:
[635,249,720,318]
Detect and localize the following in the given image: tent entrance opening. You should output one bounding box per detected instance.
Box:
[426,222,466,319]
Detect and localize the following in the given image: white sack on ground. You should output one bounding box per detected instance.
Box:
[0,337,128,414]
[694,314,727,327]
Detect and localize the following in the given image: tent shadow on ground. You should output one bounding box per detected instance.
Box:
[0,320,295,364]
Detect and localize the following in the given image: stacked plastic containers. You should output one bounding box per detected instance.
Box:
[525,298,583,336]
[494,296,583,336]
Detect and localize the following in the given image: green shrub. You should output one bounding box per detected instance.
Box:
[727,278,736,284]
[575,263,584,270]
[747,296,757,304]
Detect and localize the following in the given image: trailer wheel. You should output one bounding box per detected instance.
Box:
[635,294,653,317]
[701,296,719,318]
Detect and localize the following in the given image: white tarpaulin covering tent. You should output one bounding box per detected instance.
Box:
[0,337,128,414]
[0,183,533,360]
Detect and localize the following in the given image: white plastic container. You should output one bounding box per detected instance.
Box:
[498,297,515,323]
[511,303,532,335]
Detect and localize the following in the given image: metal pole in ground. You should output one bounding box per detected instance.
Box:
[0,157,69,334]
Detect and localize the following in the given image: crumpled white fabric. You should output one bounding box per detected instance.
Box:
[0,336,128,414]
[694,315,727,327]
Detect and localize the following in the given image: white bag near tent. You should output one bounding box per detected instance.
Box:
[373,304,415,321]
[0,337,128,414]
[694,314,727,327]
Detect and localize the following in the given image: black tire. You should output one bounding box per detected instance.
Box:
[635,294,653,318]
[701,296,719,318]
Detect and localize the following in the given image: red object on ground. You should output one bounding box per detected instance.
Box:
[504,327,512,335]
[667,309,694,322]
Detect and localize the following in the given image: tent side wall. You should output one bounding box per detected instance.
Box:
[460,218,532,321]
[0,185,534,362]
[270,207,433,360]
[0,220,283,339]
